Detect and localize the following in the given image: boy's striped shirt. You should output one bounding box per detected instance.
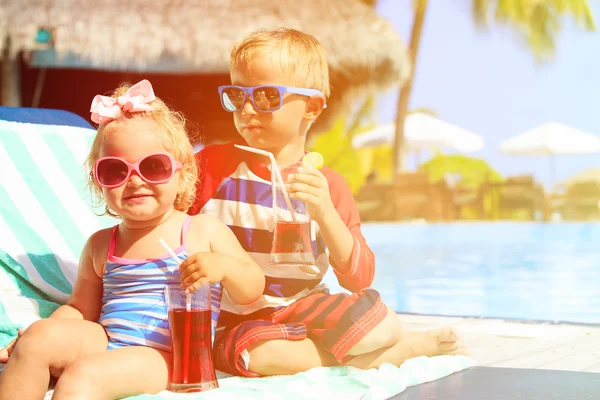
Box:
[190,142,376,328]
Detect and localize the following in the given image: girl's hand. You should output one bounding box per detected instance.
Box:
[0,328,25,363]
[178,252,228,293]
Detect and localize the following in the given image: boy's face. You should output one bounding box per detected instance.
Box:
[229,57,318,154]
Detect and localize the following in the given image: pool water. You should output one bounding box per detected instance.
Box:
[322,222,600,324]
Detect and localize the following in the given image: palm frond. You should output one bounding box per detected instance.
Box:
[471,0,597,62]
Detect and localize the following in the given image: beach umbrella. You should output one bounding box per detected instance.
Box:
[500,122,600,185]
[352,113,485,153]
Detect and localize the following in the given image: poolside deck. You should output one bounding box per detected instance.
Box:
[399,314,600,372]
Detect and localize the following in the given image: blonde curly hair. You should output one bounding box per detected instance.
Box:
[86,82,197,217]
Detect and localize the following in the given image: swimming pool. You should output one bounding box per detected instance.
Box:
[321,222,600,325]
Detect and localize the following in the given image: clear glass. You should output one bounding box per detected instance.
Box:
[270,162,316,267]
[164,285,218,393]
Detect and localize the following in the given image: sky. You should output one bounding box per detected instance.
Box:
[374,0,600,188]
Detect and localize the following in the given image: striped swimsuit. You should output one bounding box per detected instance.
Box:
[99,216,222,351]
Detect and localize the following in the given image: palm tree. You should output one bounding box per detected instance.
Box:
[392,0,596,176]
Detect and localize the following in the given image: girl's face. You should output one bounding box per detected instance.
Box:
[98,117,181,223]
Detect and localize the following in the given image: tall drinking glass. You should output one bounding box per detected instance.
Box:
[270,162,316,267]
[165,285,218,393]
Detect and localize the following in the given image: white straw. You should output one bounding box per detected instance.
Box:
[235,144,298,223]
[159,238,191,311]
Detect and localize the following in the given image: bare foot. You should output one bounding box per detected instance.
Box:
[344,327,469,370]
[402,327,468,358]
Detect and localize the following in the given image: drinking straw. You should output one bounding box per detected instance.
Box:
[159,238,191,311]
[235,144,297,223]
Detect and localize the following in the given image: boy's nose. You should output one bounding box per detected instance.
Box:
[241,97,258,116]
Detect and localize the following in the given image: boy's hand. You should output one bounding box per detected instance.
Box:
[179,252,228,293]
[0,328,25,363]
[287,166,334,224]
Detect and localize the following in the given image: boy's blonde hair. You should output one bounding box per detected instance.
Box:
[231,28,330,98]
[86,82,197,217]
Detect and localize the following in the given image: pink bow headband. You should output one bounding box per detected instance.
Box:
[90,79,155,124]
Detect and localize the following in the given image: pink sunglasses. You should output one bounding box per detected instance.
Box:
[94,152,183,188]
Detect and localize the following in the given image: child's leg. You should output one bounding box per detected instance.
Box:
[220,325,464,377]
[344,305,463,356]
[321,293,467,369]
[213,319,338,377]
[346,327,468,370]
[305,289,466,363]
[245,326,466,375]
[345,306,405,356]
[246,338,338,376]
[213,290,468,377]
[0,318,107,400]
[52,346,171,400]
[213,290,385,377]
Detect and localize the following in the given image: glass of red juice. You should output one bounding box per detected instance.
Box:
[165,284,218,393]
[270,162,317,269]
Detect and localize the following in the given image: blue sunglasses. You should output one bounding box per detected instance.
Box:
[218,85,327,113]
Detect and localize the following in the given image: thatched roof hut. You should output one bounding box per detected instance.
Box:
[1,0,410,135]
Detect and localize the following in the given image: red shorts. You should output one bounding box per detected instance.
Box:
[212,288,386,377]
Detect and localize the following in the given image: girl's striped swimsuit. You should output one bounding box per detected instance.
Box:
[98,217,222,351]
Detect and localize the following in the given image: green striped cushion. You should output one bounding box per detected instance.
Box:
[0,119,116,347]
